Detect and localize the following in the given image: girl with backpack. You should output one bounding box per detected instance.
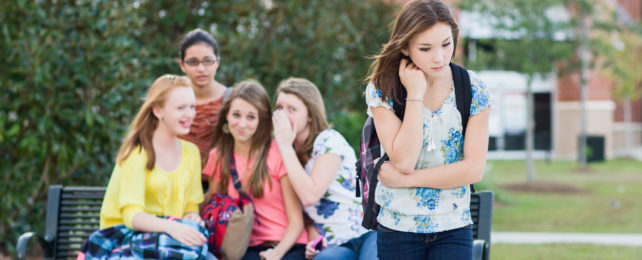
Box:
[79,75,208,259]
[365,0,491,259]
[272,78,376,260]
[178,29,230,169]
[202,80,307,260]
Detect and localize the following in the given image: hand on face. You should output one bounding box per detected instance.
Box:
[398,58,427,98]
[272,109,296,148]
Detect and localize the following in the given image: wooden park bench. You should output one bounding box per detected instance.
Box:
[17,185,493,260]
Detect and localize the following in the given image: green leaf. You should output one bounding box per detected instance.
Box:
[85,109,93,127]
[7,124,20,137]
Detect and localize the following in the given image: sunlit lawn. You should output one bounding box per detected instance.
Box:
[478,159,642,259]
[479,159,642,233]
[492,243,642,260]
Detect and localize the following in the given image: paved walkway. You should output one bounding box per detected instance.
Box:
[492,232,642,246]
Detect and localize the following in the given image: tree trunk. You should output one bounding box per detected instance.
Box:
[526,78,535,183]
[624,98,633,154]
[578,10,589,169]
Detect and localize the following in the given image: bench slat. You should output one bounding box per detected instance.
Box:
[57,226,100,232]
[61,193,105,199]
[60,200,103,206]
[58,220,100,225]
[57,251,82,256]
[63,186,107,192]
[57,239,87,245]
[58,232,92,239]
[60,213,100,218]
[56,245,84,250]
[60,206,101,212]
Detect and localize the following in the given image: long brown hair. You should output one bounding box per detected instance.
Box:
[116,75,192,170]
[366,0,459,104]
[205,80,273,200]
[275,77,329,164]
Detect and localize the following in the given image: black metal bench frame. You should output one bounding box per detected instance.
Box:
[17,185,493,260]
[17,185,105,260]
[471,190,493,260]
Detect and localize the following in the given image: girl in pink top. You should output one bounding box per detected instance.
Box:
[202,80,307,260]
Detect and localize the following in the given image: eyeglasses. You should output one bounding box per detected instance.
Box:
[184,58,217,67]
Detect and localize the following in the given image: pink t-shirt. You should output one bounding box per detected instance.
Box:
[203,140,308,246]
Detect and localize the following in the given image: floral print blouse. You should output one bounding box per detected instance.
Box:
[365,70,491,233]
[303,129,369,245]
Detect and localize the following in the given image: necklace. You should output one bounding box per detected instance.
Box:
[424,82,454,152]
[426,113,437,152]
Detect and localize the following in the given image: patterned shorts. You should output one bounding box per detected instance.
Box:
[78,218,209,259]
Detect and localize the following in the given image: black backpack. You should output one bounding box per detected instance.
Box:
[355,63,473,230]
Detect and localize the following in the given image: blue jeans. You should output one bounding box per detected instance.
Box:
[314,231,377,260]
[376,225,472,260]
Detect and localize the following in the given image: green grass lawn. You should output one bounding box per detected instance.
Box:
[492,243,642,260]
[479,159,642,259]
[480,159,642,233]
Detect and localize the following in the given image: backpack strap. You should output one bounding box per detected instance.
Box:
[228,155,243,193]
[228,156,258,215]
[451,63,472,136]
[391,82,407,121]
[450,63,475,193]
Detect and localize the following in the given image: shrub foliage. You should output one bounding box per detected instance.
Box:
[0,0,395,253]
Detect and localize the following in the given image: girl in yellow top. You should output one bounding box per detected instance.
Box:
[80,75,208,259]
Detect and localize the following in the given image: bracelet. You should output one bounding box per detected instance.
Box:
[406,98,423,102]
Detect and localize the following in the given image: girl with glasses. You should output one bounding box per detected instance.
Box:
[178,29,230,172]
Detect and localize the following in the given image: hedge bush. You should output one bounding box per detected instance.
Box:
[0,0,395,254]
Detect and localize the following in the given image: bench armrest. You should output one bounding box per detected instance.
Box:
[16,232,54,260]
[473,239,486,260]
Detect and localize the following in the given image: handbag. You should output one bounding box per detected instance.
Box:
[201,155,255,260]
